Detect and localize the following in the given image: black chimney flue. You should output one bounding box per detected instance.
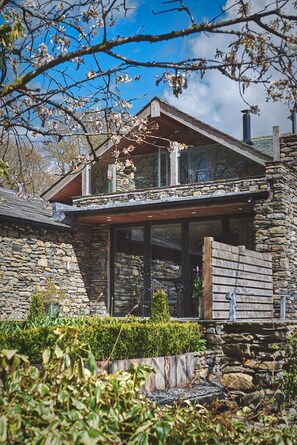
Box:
[292,107,297,134]
[241,109,253,145]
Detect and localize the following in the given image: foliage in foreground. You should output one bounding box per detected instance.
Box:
[0,328,296,445]
[0,317,204,363]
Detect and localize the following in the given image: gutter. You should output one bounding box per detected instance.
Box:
[0,214,74,232]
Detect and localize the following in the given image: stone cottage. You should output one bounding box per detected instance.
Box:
[1,97,297,320]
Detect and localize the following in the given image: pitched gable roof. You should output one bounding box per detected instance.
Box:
[42,97,272,203]
[93,97,271,164]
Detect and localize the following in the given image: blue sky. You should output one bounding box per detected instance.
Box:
[114,1,227,108]
[113,0,293,139]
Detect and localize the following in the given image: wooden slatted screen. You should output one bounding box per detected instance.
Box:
[202,237,273,320]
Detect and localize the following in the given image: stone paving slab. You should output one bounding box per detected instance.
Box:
[147,382,226,406]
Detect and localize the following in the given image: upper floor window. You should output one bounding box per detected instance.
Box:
[180,150,209,184]
[180,144,264,185]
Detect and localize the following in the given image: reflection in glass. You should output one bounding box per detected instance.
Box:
[150,224,183,317]
[229,217,255,249]
[112,216,255,318]
[113,227,144,316]
[189,220,222,316]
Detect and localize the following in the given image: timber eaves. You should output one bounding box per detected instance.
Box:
[60,189,270,219]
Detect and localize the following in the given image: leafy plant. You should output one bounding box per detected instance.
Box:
[282,328,297,399]
[0,330,296,444]
[0,328,159,444]
[41,276,68,316]
[192,266,203,304]
[150,290,170,322]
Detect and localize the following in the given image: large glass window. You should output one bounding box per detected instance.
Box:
[229,217,255,250]
[188,220,222,317]
[91,150,169,194]
[112,216,255,318]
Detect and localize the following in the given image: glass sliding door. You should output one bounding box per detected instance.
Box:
[188,220,222,317]
[150,224,183,317]
[113,226,145,316]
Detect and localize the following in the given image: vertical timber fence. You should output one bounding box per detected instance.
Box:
[202,237,274,320]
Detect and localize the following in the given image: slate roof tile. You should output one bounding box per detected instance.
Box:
[0,188,71,229]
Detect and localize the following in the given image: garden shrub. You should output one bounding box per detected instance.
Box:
[85,319,204,360]
[0,320,25,335]
[27,292,46,323]
[0,329,296,445]
[150,290,170,322]
[41,276,68,316]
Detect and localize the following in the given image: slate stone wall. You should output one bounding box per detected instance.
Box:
[0,222,109,320]
[196,321,297,407]
[75,177,269,207]
[255,135,297,318]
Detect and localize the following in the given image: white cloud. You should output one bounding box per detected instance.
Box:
[163,71,292,139]
[162,0,294,139]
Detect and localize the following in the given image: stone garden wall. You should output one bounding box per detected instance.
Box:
[255,134,297,317]
[0,222,109,320]
[195,321,297,406]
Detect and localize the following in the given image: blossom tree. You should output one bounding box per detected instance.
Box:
[0,0,296,170]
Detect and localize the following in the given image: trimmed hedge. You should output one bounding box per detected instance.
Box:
[0,318,204,363]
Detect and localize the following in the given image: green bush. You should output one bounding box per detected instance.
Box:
[150,290,170,322]
[282,328,297,399]
[27,292,46,323]
[0,330,296,444]
[0,318,205,362]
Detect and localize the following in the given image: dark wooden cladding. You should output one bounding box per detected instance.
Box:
[77,200,255,225]
[202,237,273,320]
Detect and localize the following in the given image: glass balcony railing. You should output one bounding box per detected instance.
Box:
[91,150,169,194]
[90,144,266,195]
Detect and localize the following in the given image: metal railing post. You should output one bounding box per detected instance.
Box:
[280,295,287,320]
[226,291,237,322]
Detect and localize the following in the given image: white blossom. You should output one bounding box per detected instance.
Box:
[116,74,133,84]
